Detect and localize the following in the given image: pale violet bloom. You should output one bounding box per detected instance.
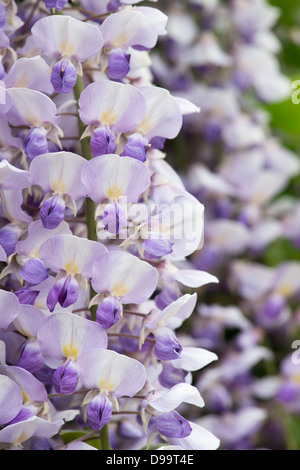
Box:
[31,15,104,75]
[78,80,146,138]
[90,250,158,323]
[0,415,59,450]
[39,234,108,311]
[100,9,163,58]
[5,87,63,150]
[12,304,47,373]
[76,348,147,430]
[29,151,88,228]
[81,154,150,234]
[4,56,53,94]
[37,312,108,395]
[134,85,183,142]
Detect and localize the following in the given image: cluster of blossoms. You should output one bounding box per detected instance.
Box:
[152,0,300,450]
[0,0,222,451]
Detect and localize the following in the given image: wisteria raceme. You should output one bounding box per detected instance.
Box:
[0,0,220,452]
[152,0,300,450]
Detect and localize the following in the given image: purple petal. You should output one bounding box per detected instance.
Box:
[46,275,79,312]
[24,127,49,160]
[87,394,113,431]
[101,202,127,235]
[154,327,182,361]
[156,411,192,438]
[143,234,173,259]
[40,195,66,229]
[121,132,149,162]
[96,296,122,329]
[51,59,77,94]
[52,361,79,395]
[20,259,49,285]
[8,407,35,425]
[90,126,116,157]
[45,0,68,11]
[17,340,45,373]
[108,48,131,81]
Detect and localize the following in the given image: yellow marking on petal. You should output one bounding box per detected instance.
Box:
[100,109,117,126]
[34,300,43,310]
[99,379,115,393]
[15,76,28,88]
[64,260,80,276]
[62,343,79,361]
[52,179,66,196]
[294,374,300,385]
[113,33,128,48]
[30,247,40,259]
[106,186,123,200]
[60,41,75,57]
[136,117,153,135]
[277,284,293,298]
[14,432,28,445]
[22,390,30,404]
[110,283,128,298]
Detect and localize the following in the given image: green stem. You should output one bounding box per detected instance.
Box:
[100,424,111,450]
[73,75,97,243]
[73,75,111,449]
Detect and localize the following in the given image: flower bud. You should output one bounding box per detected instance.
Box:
[96,296,122,329]
[121,133,149,162]
[15,288,39,306]
[0,226,18,257]
[20,259,48,285]
[17,340,44,373]
[51,58,77,94]
[24,127,48,160]
[40,195,66,229]
[158,363,188,389]
[45,0,68,11]
[87,394,113,431]
[52,360,79,395]
[143,234,173,260]
[90,126,116,157]
[47,275,79,312]
[102,202,127,235]
[156,411,192,438]
[108,47,131,80]
[153,327,182,361]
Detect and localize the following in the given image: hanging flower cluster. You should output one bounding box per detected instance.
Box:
[0,0,221,451]
[152,0,300,450]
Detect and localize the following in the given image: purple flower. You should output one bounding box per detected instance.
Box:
[52,361,79,395]
[20,259,49,285]
[46,275,79,312]
[108,48,131,80]
[23,127,49,160]
[86,394,113,431]
[45,0,68,11]
[96,296,122,329]
[40,195,66,229]
[156,411,192,438]
[101,202,127,235]
[153,327,183,361]
[143,233,173,259]
[90,126,116,157]
[50,58,77,94]
[17,340,45,373]
[121,132,149,162]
